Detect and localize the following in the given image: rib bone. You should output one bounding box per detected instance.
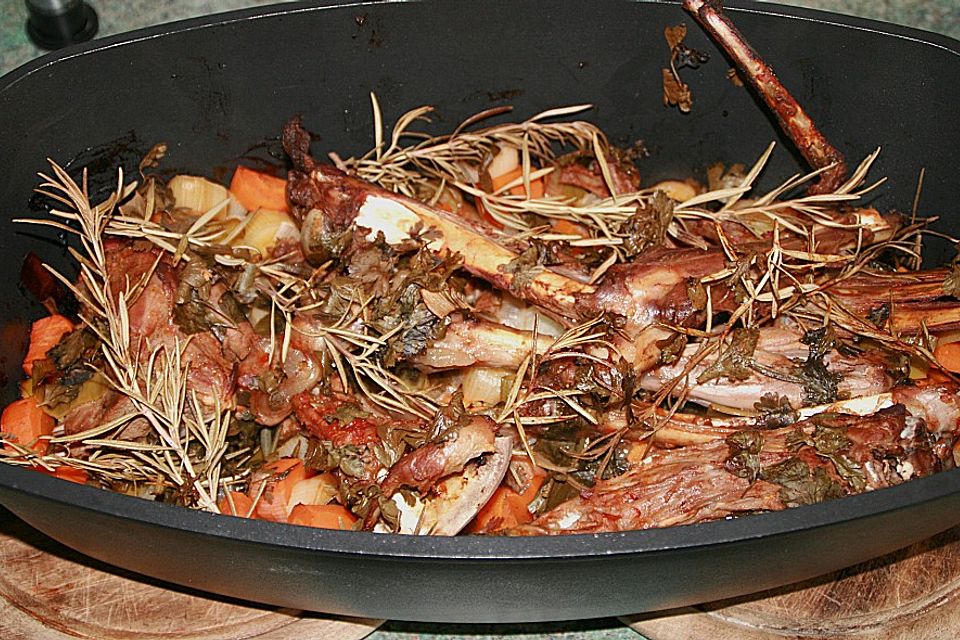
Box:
[682,0,848,193]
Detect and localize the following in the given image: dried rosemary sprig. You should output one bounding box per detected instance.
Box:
[12,163,236,510]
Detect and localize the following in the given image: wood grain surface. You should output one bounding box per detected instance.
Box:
[625,524,960,639]
[5,505,960,639]
[0,512,382,640]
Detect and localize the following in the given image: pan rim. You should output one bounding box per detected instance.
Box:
[1,0,959,563]
[3,461,959,561]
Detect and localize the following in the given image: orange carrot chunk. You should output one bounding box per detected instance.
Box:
[23,314,74,376]
[52,466,89,484]
[229,166,289,213]
[934,342,960,373]
[250,458,308,522]
[467,471,545,534]
[288,504,358,530]
[218,490,256,518]
[29,464,89,484]
[1,397,55,455]
[491,166,546,198]
[466,486,526,533]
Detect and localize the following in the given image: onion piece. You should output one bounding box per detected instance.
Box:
[462,366,513,408]
[288,473,339,508]
[239,209,300,256]
[169,174,244,218]
[496,293,564,337]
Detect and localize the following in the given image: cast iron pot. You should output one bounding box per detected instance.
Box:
[1,0,959,623]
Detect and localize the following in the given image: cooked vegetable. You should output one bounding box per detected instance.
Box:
[1,397,54,454]
[218,491,256,518]
[169,174,235,215]
[6,2,960,537]
[935,342,960,373]
[23,314,73,376]
[229,166,289,213]
[250,458,309,522]
[29,464,89,484]
[239,208,300,255]
[466,471,544,533]
[289,504,358,530]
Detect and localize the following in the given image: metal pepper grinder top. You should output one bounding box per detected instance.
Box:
[25,0,99,50]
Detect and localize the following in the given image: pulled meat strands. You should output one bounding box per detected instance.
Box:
[511,403,952,535]
[510,439,784,534]
[618,382,960,455]
[615,392,896,448]
[827,268,960,335]
[281,120,914,382]
[100,241,236,408]
[682,0,848,194]
[639,327,894,411]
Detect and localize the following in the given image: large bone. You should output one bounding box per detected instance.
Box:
[682,0,848,194]
[412,318,557,371]
[305,166,593,318]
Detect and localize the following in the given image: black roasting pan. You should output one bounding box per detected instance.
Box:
[1,0,959,623]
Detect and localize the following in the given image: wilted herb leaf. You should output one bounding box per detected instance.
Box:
[698,328,759,384]
[725,430,764,481]
[139,142,167,173]
[664,24,687,50]
[866,303,890,329]
[656,332,688,366]
[686,277,707,311]
[304,439,367,478]
[662,24,708,113]
[754,393,798,430]
[944,265,960,297]
[786,421,867,492]
[622,191,674,258]
[499,245,545,293]
[795,327,843,405]
[762,457,844,507]
[662,68,693,113]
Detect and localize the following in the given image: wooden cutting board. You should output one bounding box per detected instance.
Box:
[4,506,960,639]
[625,524,960,639]
[0,511,383,640]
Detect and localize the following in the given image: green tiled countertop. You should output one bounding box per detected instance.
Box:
[1,2,958,640]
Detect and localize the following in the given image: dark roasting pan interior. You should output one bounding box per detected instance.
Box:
[1,0,959,623]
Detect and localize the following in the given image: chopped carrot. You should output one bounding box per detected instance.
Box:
[288,504,358,530]
[23,314,74,376]
[465,486,526,533]
[474,198,504,229]
[229,166,289,213]
[250,458,308,522]
[550,218,588,238]
[934,342,960,373]
[1,397,55,455]
[466,473,545,534]
[29,464,89,484]
[218,490,256,518]
[53,466,89,484]
[491,166,545,198]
